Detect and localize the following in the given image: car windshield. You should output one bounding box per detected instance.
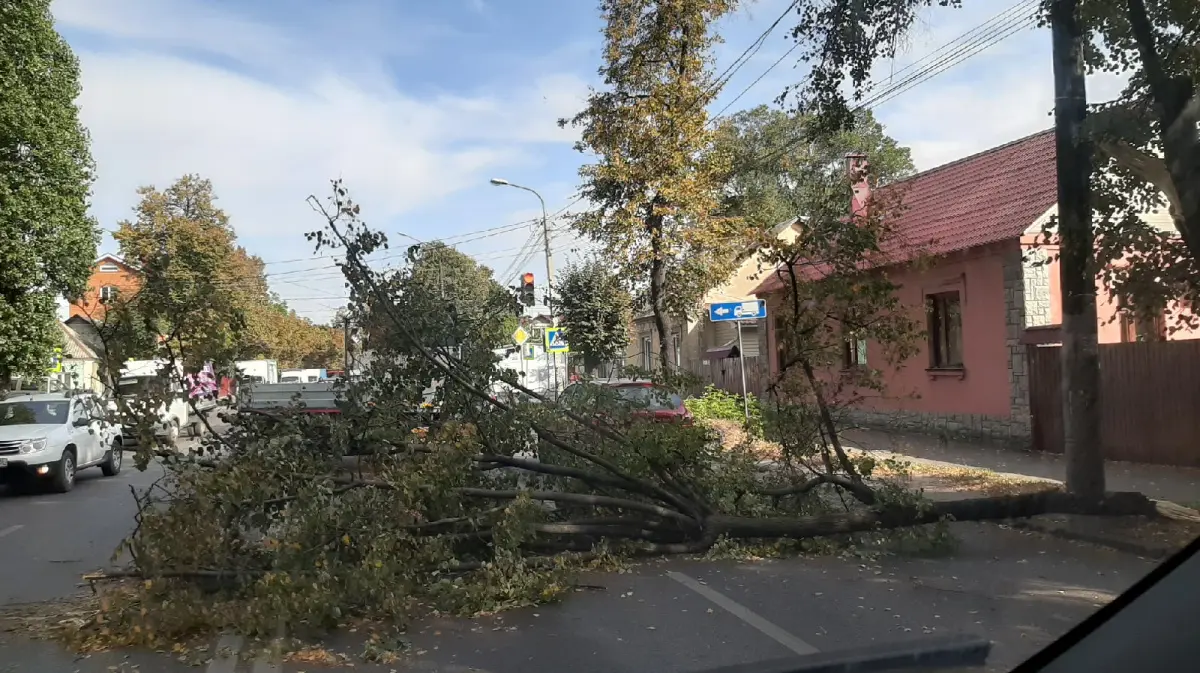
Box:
[0,400,69,425]
[612,385,682,411]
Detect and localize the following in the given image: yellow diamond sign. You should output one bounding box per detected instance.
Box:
[511,326,529,346]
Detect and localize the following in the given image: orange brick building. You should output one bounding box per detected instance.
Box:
[70,254,141,321]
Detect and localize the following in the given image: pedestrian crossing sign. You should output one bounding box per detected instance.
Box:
[47,347,63,374]
[545,327,569,354]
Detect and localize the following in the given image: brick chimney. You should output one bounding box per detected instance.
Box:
[846,153,870,218]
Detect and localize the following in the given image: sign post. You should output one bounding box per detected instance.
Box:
[512,327,531,380]
[707,300,767,420]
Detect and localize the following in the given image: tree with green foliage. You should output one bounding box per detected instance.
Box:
[113,175,261,369]
[562,0,747,369]
[554,259,632,373]
[720,108,924,501]
[781,0,1199,324]
[714,105,914,231]
[0,0,98,388]
[371,240,518,353]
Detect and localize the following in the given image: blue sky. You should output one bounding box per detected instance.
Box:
[52,0,1127,323]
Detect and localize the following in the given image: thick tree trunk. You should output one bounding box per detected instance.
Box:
[1051,0,1105,504]
[647,210,673,371]
[709,490,1155,541]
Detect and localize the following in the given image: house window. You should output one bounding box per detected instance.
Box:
[671,332,681,367]
[842,336,868,368]
[1120,311,1166,342]
[926,291,963,368]
[99,286,119,304]
[98,262,120,273]
[641,336,652,370]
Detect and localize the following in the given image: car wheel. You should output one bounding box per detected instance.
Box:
[51,450,76,493]
[100,440,123,477]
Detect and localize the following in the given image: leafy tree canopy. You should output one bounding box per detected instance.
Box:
[554,259,633,372]
[714,105,915,232]
[112,175,346,370]
[0,0,98,385]
[562,0,748,367]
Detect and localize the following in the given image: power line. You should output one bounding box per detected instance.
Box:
[748,0,1040,168]
[854,1,1038,110]
[709,1,799,93]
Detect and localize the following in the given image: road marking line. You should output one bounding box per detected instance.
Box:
[252,622,286,673]
[667,570,819,656]
[207,634,243,673]
[0,524,23,538]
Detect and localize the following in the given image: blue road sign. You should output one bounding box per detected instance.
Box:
[545,327,569,354]
[524,343,537,360]
[708,300,766,322]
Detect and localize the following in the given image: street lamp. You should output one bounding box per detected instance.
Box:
[489,178,556,393]
[488,178,552,298]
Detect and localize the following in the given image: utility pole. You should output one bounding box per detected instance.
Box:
[490,178,558,395]
[1050,0,1105,503]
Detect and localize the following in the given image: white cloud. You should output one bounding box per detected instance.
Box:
[53,0,590,323]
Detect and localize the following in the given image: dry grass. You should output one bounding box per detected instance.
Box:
[870,456,1063,498]
[702,418,1057,499]
[705,419,779,459]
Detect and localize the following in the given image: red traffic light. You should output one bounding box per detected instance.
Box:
[521,272,535,286]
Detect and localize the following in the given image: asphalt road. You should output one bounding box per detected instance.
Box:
[0,412,1171,672]
[0,418,226,607]
[0,518,1164,673]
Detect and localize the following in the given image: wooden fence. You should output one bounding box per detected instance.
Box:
[1027,340,1200,467]
[686,355,769,399]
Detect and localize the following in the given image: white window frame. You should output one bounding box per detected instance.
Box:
[99,285,119,304]
[641,336,653,370]
[98,262,120,273]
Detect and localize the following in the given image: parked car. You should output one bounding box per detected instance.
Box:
[0,391,123,493]
[559,378,693,425]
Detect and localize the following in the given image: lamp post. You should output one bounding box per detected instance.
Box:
[489,178,557,395]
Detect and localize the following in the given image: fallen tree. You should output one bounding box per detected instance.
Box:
[42,182,1157,654]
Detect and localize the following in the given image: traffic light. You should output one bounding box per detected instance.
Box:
[519,272,535,306]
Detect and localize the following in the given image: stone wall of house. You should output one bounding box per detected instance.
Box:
[844,408,1031,446]
[1022,247,1052,327]
[1004,247,1033,438]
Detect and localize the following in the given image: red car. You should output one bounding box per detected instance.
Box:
[560,379,693,425]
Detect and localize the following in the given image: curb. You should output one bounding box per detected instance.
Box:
[1008,519,1177,560]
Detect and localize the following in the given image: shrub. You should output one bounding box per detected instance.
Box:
[685,385,763,437]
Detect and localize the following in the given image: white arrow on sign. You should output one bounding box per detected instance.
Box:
[715,307,731,316]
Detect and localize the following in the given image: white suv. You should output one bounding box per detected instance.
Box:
[0,392,123,493]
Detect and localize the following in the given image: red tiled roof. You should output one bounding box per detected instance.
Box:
[754,129,1058,295]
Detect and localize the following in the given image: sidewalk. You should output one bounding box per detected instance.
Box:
[841,428,1200,558]
[841,428,1200,505]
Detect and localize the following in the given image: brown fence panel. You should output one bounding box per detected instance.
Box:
[1027,344,1063,455]
[688,356,767,399]
[1027,340,1200,467]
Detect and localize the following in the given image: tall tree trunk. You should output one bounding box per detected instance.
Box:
[647,210,672,371]
[1051,0,1105,503]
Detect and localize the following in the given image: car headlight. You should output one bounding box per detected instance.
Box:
[18,438,47,454]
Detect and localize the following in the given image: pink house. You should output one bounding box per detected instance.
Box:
[753,129,1197,445]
